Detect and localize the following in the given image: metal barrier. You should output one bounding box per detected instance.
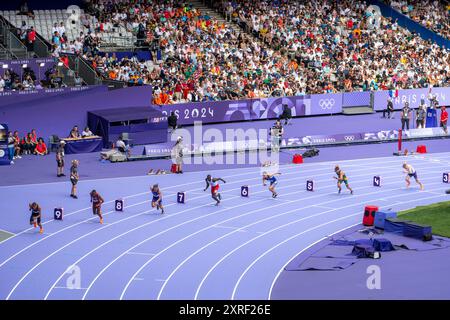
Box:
[66,53,102,86]
[32,36,49,58]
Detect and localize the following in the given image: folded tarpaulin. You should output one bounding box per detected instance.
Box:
[373,238,395,252]
[286,257,357,271]
[352,244,375,258]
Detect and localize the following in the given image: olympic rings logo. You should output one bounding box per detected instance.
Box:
[344,136,355,141]
[319,99,335,110]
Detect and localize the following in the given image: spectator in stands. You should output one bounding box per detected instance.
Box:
[69,126,81,139]
[385,0,450,40]
[18,21,28,42]
[81,126,94,137]
[22,74,35,90]
[74,72,83,86]
[79,0,449,105]
[26,26,36,51]
[35,138,48,156]
[0,76,5,92]
[58,22,66,38]
[18,1,34,19]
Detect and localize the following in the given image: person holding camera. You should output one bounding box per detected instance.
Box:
[172,136,183,174]
[416,100,426,129]
[401,102,411,130]
[271,120,284,152]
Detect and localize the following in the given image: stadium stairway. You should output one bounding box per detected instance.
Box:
[190,0,242,34]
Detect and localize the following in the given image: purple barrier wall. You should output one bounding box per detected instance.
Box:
[373,87,450,110]
[0,85,153,140]
[342,91,370,107]
[0,58,56,81]
[155,94,345,125]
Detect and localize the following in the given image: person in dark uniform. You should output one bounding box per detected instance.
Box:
[29,202,43,234]
[90,190,104,224]
[56,140,66,177]
[279,104,292,125]
[70,159,79,199]
[416,100,426,129]
[151,184,165,214]
[382,98,394,119]
[204,175,226,206]
[401,102,411,130]
[168,111,178,132]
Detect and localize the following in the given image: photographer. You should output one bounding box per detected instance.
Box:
[270,119,284,152]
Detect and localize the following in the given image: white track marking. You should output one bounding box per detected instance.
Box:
[230,193,447,300]
[51,164,443,300]
[125,177,444,300]
[267,223,361,300]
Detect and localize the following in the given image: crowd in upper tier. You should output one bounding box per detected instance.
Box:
[11,0,450,104]
[384,0,449,40]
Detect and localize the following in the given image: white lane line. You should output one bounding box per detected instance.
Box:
[87,164,443,300]
[53,286,88,290]
[44,166,371,300]
[126,252,156,256]
[1,164,321,267]
[41,162,418,299]
[8,163,447,299]
[230,192,448,300]
[132,177,445,300]
[312,205,335,210]
[190,184,446,300]
[268,223,361,300]
[1,154,445,246]
[0,166,286,244]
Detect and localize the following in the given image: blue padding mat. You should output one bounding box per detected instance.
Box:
[403,222,432,240]
[374,211,397,229]
[385,218,410,234]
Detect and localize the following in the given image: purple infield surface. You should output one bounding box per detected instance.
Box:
[0,113,449,300]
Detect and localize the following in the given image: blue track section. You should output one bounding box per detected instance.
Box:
[0,152,449,300]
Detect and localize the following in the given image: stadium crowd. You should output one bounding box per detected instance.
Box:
[384,0,450,40]
[13,0,450,104]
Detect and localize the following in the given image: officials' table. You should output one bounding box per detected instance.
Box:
[62,136,103,154]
